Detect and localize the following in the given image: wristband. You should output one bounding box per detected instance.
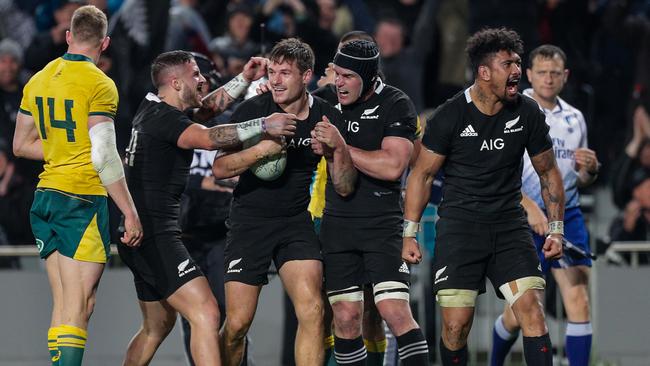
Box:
[223,73,251,99]
[402,220,420,238]
[261,117,266,133]
[548,221,564,236]
[236,117,264,142]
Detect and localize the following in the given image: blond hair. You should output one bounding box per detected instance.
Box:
[70,5,108,46]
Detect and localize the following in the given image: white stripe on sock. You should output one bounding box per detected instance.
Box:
[494,314,519,340]
[566,322,592,337]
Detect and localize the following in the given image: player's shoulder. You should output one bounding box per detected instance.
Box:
[239,91,274,109]
[312,84,337,105]
[519,92,543,114]
[311,93,339,114]
[375,81,412,105]
[557,96,585,119]
[430,89,466,122]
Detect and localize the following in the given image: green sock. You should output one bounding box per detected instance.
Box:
[48,326,61,365]
[57,324,87,366]
[365,338,387,366]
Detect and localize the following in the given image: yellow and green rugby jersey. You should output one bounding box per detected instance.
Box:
[19,53,118,196]
[307,116,422,219]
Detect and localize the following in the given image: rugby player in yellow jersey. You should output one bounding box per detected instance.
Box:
[13,5,143,366]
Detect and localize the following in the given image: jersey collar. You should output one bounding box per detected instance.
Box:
[62,53,94,63]
[523,88,565,114]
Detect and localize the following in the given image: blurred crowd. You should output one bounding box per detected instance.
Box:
[0,0,649,265]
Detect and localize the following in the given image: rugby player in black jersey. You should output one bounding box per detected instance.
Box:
[312,39,430,366]
[402,28,564,366]
[119,50,297,366]
[212,38,356,366]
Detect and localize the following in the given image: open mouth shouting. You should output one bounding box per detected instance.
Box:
[506,77,519,97]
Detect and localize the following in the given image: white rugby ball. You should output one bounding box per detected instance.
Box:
[242,136,287,181]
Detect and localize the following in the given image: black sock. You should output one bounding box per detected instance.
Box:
[523,334,553,366]
[439,338,467,366]
[334,335,367,365]
[395,328,429,365]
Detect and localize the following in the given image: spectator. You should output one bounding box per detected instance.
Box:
[611,108,650,209]
[609,178,650,264]
[208,3,259,78]
[165,0,212,53]
[0,38,25,140]
[374,0,436,112]
[23,0,84,73]
[0,38,40,186]
[0,0,38,49]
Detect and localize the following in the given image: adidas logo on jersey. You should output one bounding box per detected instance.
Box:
[460,124,478,137]
[399,262,410,274]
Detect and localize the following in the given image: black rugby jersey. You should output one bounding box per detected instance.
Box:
[422,88,552,223]
[124,93,194,233]
[229,92,345,218]
[313,79,417,217]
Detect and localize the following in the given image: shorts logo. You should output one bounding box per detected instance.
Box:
[503,116,523,134]
[35,239,44,253]
[399,262,410,274]
[177,259,196,278]
[227,258,243,273]
[460,124,478,137]
[434,266,448,284]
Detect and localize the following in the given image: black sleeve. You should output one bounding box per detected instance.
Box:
[421,104,455,156]
[383,95,417,141]
[148,108,194,144]
[525,107,553,157]
[312,86,338,105]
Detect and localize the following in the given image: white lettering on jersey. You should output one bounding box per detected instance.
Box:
[347,121,360,133]
[480,138,504,151]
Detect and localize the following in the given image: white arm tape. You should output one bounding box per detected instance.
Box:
[89,122,125,186]
[402,219,421,238]
[236,117,265,142]
[223,73,251,99]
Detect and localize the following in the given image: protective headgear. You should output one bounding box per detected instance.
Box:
[333,40,379,97]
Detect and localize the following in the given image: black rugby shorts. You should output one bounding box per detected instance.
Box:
[224,211,321,286]
[432,216,543,298]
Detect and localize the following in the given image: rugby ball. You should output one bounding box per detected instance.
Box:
[242,136,287,181]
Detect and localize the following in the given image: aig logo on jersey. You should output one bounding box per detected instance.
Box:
[480,138,504,151]
[287,137,311,148]
[503,116,524,134]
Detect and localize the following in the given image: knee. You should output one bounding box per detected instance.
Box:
[513,292,548,335]
[332,302,363,334]
[144,313,176,340]
[224,313,253,341]
[376,300,410,327]
[295,298,324,327]
[187,302,221,332]
[442,318,471,347]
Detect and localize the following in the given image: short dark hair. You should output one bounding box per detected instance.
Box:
[150,50,195,89]
[339,30,375,45]
[269,38,315,74]
[466,27,524,74]
[528,44,567,68]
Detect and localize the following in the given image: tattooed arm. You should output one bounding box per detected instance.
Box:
[530,148,564,259]
[177,112,297,150]
[212,137,285,179]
